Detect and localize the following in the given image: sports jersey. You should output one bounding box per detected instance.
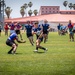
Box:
[42,24,49,31]
[8,33,17,41]
[68,23,73,32]
[25,24,33,33]
[15,24,21,30]
[33,27,43,41]
[9,24,15,30]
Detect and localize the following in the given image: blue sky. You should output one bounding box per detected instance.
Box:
[5,0,75,18]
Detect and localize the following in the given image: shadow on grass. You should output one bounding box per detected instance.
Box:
[37,52,45,54]
[7,53,23,55]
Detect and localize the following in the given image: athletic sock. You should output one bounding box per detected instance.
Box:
[8,48,13,54]
[36,47,38,50]
[39,46,46,50]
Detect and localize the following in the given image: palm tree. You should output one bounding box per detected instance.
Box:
[5,7,12,19]
[33,9,38,16]
[23,3,28,16]
[68,3,73,10]
[28,9,33,16]
[20,6,25,17]
[63,1,68,10]
[28,1,33,8]
[73,4,75,10]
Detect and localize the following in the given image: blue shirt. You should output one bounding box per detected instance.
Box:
[42,24,49,31]
[8,33,17,41]
[25,24,33,33]
[57,24,61,30]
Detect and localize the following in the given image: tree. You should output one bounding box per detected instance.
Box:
[33,9,38,16]
[5,7,12,19]
[63,1,68,10]
[28,9,32,16]
[23,3,28,16]
[68,3,73,10]
[20,6,25,17]
[28,1,33,8]
[73,4,75,10]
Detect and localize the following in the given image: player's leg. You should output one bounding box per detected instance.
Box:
[19,30,23,40]
[28,36,34,46]
[6,40,14,54]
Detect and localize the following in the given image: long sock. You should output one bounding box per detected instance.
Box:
[36,47,38,50]
[8,48,13,53]
[39,46,46,50]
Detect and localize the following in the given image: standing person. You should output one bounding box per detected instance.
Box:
[9,21,15,35]
[67,20,74,41]
[6,30,26,54]
[4,23,9,36]
[24,21,34,46]
[42,20,50,43]
[57,23,61,35]
[32,22,48,52]
[15,22,23,40]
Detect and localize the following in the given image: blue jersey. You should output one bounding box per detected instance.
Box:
[33,27,43,41]
[33,27,41,33]
[8,33,17,41]
[25,25,33,33]
[42,24,49,31]
[57,24,61,30]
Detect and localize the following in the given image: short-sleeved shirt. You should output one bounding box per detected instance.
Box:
[32,27,42,39]
[42,24,49,31]
[68,23,73,32]
[8,33,17,41]
[9,24,15,30]
[15,24,21,30]
[25,24,33,34]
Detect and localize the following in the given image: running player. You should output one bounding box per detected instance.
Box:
[24,21,34,46]
[42,20,50,43]
[32,22,48,52]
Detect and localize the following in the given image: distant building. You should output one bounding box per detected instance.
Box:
[39,6,75,15]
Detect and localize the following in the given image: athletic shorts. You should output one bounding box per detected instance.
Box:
[43,30,48,34]
[6,39,14,47]
[26,33,33,38]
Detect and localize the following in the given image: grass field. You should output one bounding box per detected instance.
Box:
[0,32,75,75]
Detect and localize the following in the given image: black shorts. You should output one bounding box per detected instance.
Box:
[73,30,75,33]
[0,30,1,32]
[26,33,33,38]
[37,36,43,42]
[43,30,48,34]
[39,37,43,42]
[6,39,14,47]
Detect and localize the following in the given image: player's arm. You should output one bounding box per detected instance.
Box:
[16,36,26,43]
[47,24,50,31]
[32,30,37,35]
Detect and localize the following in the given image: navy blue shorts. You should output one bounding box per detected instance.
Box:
[26,33,33,38]
[43,30,48,34]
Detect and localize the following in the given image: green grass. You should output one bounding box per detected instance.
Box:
[0,32,75,75]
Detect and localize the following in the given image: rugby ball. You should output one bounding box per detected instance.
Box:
[36,31,41,35]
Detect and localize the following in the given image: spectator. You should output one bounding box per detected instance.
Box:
[4,23,9,36]
[67,20,74,41]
